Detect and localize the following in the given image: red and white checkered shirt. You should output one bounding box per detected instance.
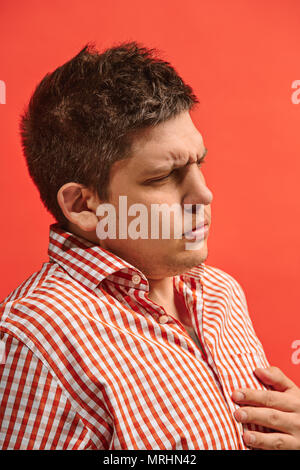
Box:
[0,223,270,450]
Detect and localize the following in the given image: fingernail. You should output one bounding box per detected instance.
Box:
[236,410,247,422]
[234,391,245,401]
[245,433,256,445]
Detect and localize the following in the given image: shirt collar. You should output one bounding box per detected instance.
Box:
[48,223,145,292]
[48,223,205,293]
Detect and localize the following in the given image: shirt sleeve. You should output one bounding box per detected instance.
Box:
[0,333,100,450]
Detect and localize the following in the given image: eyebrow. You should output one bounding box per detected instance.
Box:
[141,147,208,178]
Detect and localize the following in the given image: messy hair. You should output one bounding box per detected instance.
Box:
[20,41,199,226]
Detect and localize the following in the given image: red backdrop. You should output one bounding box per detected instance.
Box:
[0,0,299,384]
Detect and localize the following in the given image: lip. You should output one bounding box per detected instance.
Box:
[183,222,209,240]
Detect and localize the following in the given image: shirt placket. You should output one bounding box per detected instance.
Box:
[177,276,247,449]
[126,273,208,362]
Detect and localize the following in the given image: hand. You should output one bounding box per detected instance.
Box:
[231,366,300,450]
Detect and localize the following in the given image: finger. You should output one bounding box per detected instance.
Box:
[254,367,296,392]
[234,406,293,433]
[243,431,298,450]
[231,388,295,412]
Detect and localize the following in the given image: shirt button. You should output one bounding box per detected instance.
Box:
[159,315,169,324]
[132,274,141,284]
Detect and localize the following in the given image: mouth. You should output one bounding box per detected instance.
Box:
[183,220,210,239]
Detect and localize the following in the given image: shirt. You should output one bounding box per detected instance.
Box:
[0,222,270,450]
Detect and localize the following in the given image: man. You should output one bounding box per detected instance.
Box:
[0,42,299,450]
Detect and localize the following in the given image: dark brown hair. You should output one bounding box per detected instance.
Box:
[20,41,199,226]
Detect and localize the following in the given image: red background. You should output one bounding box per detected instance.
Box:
[0,0,299,384]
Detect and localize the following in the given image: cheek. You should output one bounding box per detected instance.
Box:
[107,186,184,241]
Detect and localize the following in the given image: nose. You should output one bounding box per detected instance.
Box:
[182,164,213,211]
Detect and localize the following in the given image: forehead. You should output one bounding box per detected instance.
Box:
[124,111,205,172]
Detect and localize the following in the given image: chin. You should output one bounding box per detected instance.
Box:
[164,245,208,277]
[189,249,208,264]
[184,241,208,264]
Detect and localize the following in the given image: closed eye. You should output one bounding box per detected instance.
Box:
[146,156,207,184]
[150,169,177,182]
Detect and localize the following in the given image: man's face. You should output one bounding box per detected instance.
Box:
[98,110,213,279]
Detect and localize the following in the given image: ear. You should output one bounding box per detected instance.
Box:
[57,183,100,232]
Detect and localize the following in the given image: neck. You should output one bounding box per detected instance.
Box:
[147,276,191,326]
[147,276,174,301]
